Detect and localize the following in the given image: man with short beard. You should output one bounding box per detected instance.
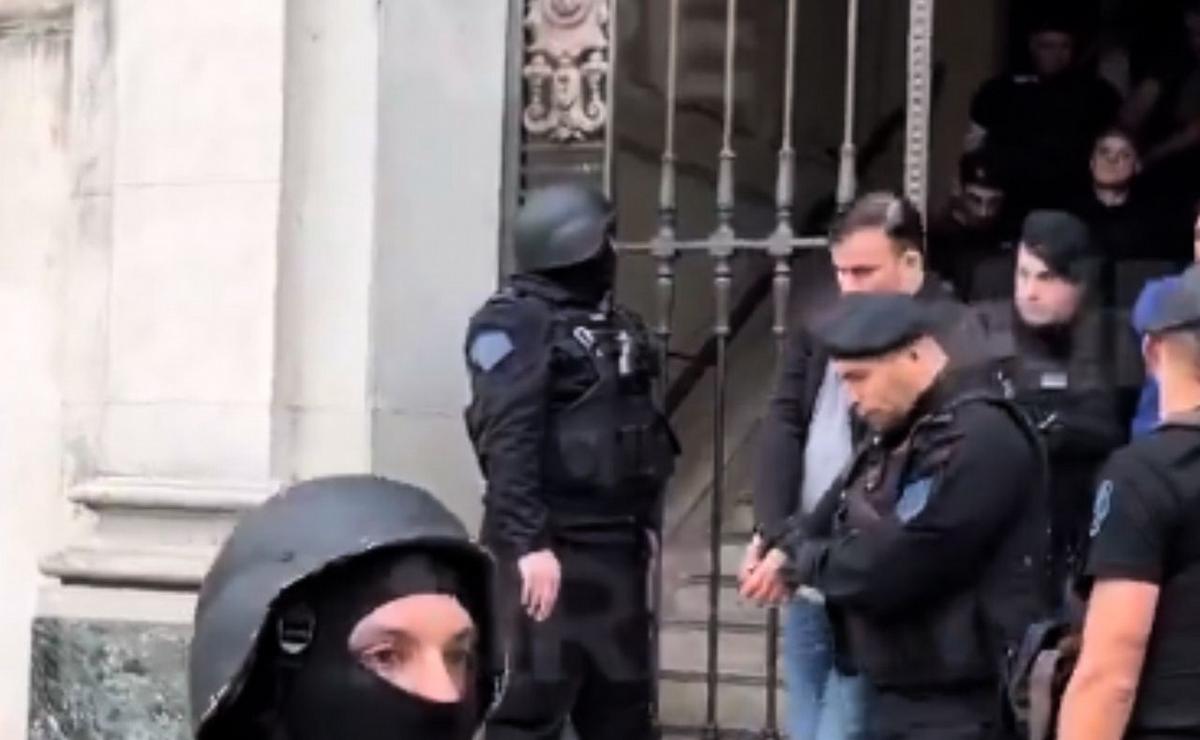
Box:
[779,292,1050,740]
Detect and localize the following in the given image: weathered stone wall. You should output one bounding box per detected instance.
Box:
[0,2,72,735]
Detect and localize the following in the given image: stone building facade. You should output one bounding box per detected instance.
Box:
[0,0,1022,735]
[2,1,509,735]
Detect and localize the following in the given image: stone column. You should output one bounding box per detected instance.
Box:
[0,2,72,735]
[270,0,379,480]
[33,1,286,736]
[372,0,509,524]
[28,0,512,735]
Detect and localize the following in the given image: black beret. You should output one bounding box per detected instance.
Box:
[811,293,935,360]
[959,149,1007,190]
[1144,265,1200,335]
[1021,210,1095,281]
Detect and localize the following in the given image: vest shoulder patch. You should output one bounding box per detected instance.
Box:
[469,330,515,372]
[896,477,934,523]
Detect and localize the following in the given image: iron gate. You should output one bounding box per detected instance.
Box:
[509,0,937,736]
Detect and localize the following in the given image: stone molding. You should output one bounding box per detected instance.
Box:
[40,477,278,591]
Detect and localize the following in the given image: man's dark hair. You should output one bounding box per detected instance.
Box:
[1029,6,1079,37]
[831,192,926,255]
[1021,210,1098,285]
[1094,126,1140,155]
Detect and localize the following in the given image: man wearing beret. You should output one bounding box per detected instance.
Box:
[1060,265,1200,739]
[976,210,1127,595]
[781,292,1052,740]
[739,193,991,740]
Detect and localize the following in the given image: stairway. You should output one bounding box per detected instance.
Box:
[658,492,785,738]
[652,250,837,738]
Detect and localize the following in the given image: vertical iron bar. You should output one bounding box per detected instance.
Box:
[836,0,861,212]
[499,0,530,278]
[771,0,798,242]
[658,0,681,242]
[705,250,733,740]
[760,253,794,740]
[904,0,935,214]
[651,1,681,732]
[760,0,799,735]
[603,0,620,198]
[713,0,740,239]
[705,2,740,736]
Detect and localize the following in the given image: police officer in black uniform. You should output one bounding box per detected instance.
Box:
[188,475,502,740]
[464,183,677,740]
[978,211,1127,592]
[1060,265,1200,739]
[967,9,1120,215]
[778,292,1052,740]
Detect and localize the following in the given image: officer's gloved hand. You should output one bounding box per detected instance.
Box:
[518,549,561,622]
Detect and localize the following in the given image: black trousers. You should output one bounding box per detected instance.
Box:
[869,686,1013,740]
[484,537,654,740]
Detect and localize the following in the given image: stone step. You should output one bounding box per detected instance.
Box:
[660,620,780,677]
[728,497,755,535]
[659,669,785,732]
[670,574,771,626]
[661,728,764,740]
[683,540,755,587]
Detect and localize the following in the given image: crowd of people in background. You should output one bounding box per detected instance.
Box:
[738,4,1200,738]
[933,2,1200,316]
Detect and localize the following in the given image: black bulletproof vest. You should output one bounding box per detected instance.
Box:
[540,301,678,519]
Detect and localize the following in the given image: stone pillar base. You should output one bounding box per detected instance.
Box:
[30,478,274,738]
[29,587,194,740]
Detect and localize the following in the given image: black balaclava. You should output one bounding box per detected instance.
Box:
[540,240,617,306]
[266,550,483,740]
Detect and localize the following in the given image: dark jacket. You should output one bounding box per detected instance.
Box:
[753,275,993,548]
[787,377,1052,697]
[927,210,1017,303]
[976,303,1127,582]
[464,274,675,558]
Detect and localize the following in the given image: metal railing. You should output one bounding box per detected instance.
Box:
[609,0,938,736]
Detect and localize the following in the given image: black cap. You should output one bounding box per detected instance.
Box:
[811,292,936,360]
[1143,265,1200,335]
[1029,5,1078,36]
[959,149,1006,191]
[1021,210,1096,282]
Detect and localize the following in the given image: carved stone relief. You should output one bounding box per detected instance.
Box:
[523,0,610,142]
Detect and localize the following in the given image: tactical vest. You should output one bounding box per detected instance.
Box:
[830,392,1053,688]
[527,292,679,516]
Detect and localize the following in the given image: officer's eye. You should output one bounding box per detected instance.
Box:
[362,644,407,671]
[444,646,475,671]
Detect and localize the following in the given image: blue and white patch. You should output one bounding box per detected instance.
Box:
[469,330,515,372]
[1039,371,1069,390]
[896,477,934,523]
[1090,479,1114,538]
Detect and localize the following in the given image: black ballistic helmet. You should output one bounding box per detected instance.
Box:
[514,183,615,273]
[188,476,500,737]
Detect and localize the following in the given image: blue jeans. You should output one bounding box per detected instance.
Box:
[783,598,868,740]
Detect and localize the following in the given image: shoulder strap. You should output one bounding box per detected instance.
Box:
[949,391,1060,605]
